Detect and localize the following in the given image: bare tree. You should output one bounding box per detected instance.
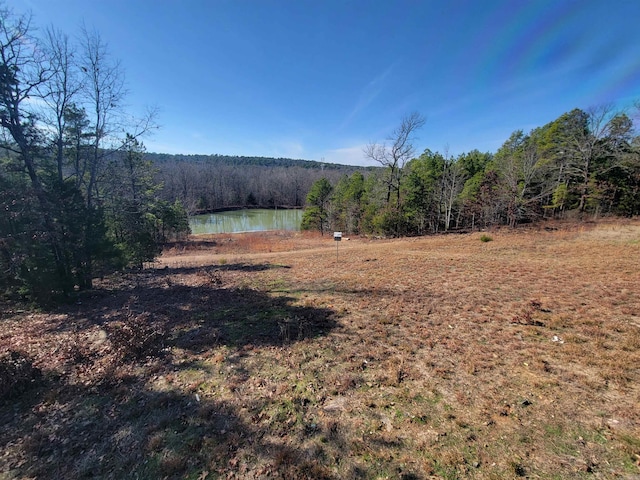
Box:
[441,150,466,231]
[80,26,126,208]
[0,8,78,290]
[0,9,51,189]
[364,112,426,207]
[496,131,548,226]
[559,105,634,212]
[40,27,82,182]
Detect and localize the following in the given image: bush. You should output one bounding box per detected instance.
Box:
[370,207,411,237]
[0,350,41,401]
[480,234,493,242]
[107,311,166,360]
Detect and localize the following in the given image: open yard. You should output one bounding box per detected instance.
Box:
[1,220,640,479]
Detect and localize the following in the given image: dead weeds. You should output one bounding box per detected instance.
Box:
[2,220,640,479]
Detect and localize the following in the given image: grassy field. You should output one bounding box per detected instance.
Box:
[1,220,640,479]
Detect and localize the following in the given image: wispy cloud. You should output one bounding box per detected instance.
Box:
[340,64,396,129]
[271,140,305,159]
[322,144,376,167]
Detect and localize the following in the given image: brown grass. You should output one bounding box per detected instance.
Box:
[1,218,640,479]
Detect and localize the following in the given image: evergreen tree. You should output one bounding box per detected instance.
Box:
[0,8,187,303]
[301,178,333,235]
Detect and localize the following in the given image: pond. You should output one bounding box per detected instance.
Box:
[189,208,304,234]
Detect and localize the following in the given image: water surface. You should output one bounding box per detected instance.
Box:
[189,208,303,234]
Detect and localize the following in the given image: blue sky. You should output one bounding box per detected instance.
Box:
[6,0,640,166]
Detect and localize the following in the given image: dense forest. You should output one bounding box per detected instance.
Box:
[150,153,364,213]
[0,9,189,303]
[301,109,640,236]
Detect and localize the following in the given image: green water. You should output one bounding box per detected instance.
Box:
[189,209,304,234]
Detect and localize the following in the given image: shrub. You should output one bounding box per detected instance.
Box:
[107,311,166,360]
[0,350,41,401]
[480,234,493,242]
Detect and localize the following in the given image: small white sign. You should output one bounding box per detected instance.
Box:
[334,232,342,241]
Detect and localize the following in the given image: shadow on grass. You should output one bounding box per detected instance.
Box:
[155,283,334,351]
[163,262,291,273]
[46,264,333,350]
[164,238,220,250]
[2,366,427,478]
[0,265,345,478]
[0,374,345,479]
[0,266,427,479]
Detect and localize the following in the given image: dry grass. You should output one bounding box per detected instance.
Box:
[1,218,640,479]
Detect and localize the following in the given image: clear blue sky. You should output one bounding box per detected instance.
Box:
[6,0,640,166]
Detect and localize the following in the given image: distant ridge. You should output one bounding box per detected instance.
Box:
[145,152,375,170]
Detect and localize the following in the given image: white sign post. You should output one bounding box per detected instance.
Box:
[333,232,342,262]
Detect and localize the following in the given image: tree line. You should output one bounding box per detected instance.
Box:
[151,153,364,214]
[0,7,189,304]
[303,108,640,236]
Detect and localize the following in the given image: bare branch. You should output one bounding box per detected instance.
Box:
[362,112,426,206]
